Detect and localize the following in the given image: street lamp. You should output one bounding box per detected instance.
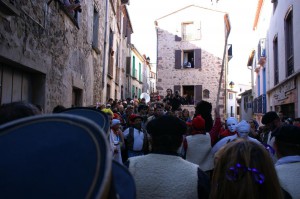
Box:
[229,81,235,89]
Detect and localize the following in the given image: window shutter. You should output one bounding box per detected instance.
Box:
[127,29,131,45]
[194,21,201,40]
[123,17,127,38]
[194,85,202,104]
[194,48,202,69]
[175,50,182,69]
[126,57,131,75]
[174,85,181,94]
[175,35,182,41]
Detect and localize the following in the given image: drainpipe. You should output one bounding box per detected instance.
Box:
[102,0,109,100]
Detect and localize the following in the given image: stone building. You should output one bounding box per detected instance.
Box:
[155,5,230,116]
[0,0,131,112]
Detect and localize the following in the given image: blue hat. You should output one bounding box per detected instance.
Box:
[0,114,136,199]
[60,107,110,135]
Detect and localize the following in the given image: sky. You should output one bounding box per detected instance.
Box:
[127,0,258,85]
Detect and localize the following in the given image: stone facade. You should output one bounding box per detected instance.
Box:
[0,0,131,112]
[155,5,229,116]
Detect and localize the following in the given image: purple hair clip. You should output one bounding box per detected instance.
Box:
[226,163,265,184]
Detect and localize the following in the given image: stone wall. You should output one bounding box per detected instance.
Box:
[0,0,106,112]
[156,5,227,117]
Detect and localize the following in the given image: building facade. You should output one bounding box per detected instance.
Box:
[0,0,132,112]
[248,0,300,121]
[130,44,144,99]
[155,5,230,117]
[266,0,300,119]
[245,0,272,124]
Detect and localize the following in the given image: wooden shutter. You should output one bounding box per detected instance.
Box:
[194,48,202,69]
[175,35,182,41]
[174,85,181,95]
[194,21,201,40]
[194,85,202,104]
[123,17,127,38]
[127,30,131,45]
[126,57,131,75]
[175,50,182,69]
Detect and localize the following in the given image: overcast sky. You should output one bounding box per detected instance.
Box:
[127,0,258,85]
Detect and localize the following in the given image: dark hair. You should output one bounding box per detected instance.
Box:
[195,100,213,131]
[261,111,279,125]
[0,101,40,125]
[211,140,283,199]
[274,125,300,157]
[147,115,186,153]
[52,105,66,113]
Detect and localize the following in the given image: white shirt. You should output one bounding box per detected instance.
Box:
[123,127,144,151]
[109,129,122,164]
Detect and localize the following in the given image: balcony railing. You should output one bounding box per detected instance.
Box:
[253,94,266,114]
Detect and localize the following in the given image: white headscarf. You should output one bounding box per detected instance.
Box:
[236,120,250,138]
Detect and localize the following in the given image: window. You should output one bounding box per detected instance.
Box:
[181,21,201,41]
[121,85,124,100]
[106,84,111,102]
[132,85,135,99]
[183,50,194,68]
[92,8,99,52]
[175,49,201,69]
[285,7,294,77]
[263,68,266,94]
[108,29,114,77]
[139,63,142,81]
[0,63,44,105]
[182,22,193,41]
[257,74,260,96]
[203,89,210,99]
[58,0,82,28]
[181,85,202,105]
[132,56,136,78]
[72,87,82,107]
[273,36,279,85]
[138,89,141,99]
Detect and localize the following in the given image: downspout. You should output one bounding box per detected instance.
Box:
[216,14,231,117]
[102,0,109,95]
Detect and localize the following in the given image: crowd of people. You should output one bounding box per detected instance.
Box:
[0,88,299,199]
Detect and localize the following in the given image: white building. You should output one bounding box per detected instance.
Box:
[266,0,300,118]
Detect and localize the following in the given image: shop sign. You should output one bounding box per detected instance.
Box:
[273,79,295,101]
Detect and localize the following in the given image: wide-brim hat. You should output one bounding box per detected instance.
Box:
[59,107,110,135]
[0,114,136,199]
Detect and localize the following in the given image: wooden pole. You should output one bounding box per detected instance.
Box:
[216,14,231,113]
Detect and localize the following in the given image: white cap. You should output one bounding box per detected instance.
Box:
[111,119,121,127]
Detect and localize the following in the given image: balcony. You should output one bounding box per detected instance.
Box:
[258,38,266,66]
[253,94,266,114]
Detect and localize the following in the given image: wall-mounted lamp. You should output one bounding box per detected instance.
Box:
[229,81,235,89]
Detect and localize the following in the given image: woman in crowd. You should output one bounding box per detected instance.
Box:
[210,140,287,199]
